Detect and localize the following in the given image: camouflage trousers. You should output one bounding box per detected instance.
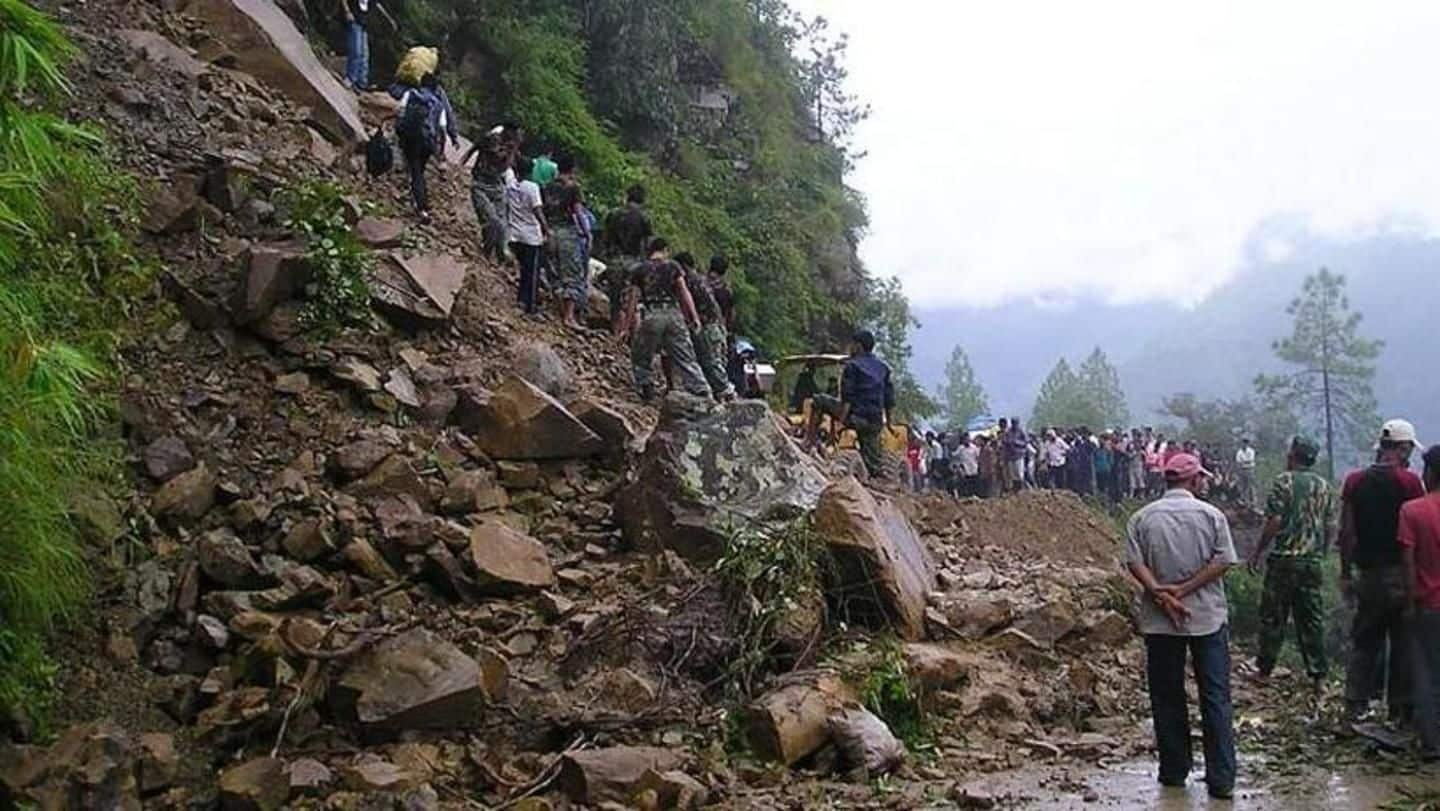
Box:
[691,321,734,398]
[604,254,640,325]
[631,306,710,400]
[548,224,589,307]
[1258,556,1327,679]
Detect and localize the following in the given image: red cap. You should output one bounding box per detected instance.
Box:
[1163,453,1211,481]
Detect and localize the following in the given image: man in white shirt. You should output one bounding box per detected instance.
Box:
[505,156,548,315]
[953,433,981,498]
[1042,429,1070,490]
[1235,438,1258,510]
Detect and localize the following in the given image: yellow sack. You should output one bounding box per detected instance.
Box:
[395,46,439,86]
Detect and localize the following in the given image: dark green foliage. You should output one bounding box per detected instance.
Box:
[1,0,142,729]
[280,180,373,330]
[1032,348,1129,429]
[937,345,987,429]
[712,516,828,699]
[1255,268,1382,477]
[856,636,927,747]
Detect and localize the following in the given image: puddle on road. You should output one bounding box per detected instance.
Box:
[952,757,1438,809]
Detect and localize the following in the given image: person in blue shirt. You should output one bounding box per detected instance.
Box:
[804,330,895,479]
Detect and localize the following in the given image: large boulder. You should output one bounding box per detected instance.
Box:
[744,672,855,766]
[512,340,573,399]
[452,375,601,461]
[813,476,936,640]
[468,519,555,594]
[556,746,681,805]
[181,0,364,143]
[371,254,466,330]
[331,628,485,732]
[616,395,829,562]
[230,242,309,326]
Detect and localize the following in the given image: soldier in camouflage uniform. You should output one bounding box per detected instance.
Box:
[675,252,735,400]
[601,185,652,333]
[621,238,711,401]
[1246,436,1335,686]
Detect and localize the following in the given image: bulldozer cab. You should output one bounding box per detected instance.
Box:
[775,354,909,456]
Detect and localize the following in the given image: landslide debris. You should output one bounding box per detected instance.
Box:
[2,1,1162,808]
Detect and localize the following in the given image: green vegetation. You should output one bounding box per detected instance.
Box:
[1255,268,1382,478]
[279,180,374,330]
[712,516,828,698]
[0,0,144,730]
[854,636,927,747]
[1031,347,1129,429]
[356,0,929,414]
[935,345,988,428]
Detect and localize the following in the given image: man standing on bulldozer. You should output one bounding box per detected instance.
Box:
[804,330,894,480]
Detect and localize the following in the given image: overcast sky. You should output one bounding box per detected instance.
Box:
[786,1,1440,308]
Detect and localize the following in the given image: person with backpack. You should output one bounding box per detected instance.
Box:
[394,72,458,223]
[340,0,393,91]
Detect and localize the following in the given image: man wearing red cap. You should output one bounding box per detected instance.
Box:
[1125,452,1238,800]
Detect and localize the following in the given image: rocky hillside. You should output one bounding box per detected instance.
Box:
[0,1,1155,809]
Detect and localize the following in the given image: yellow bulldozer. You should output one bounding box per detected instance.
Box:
[774,354,911,458]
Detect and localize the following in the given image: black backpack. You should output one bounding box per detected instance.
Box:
[397,89,439,153]
[365,128,394,176]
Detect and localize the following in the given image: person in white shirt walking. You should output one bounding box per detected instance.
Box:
[1235,438,1258,510]
[505,156,548,315]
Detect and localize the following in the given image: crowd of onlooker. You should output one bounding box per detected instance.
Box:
[904,419,1254,507]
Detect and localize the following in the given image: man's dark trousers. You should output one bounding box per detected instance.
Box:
[1412,608,1440,757]
[1145,626,1236,793]
[1346,565,1413,720]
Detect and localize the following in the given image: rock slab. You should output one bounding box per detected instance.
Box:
[182,0,364,143]
[813,476,936,640]
[453,374,601,461]
[616,396,829,562]
[332,628,485,731]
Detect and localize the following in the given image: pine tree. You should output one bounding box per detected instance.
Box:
[1077,347,1130,428]
[1031,358,1080,428]
[1255,268,1382,478]
[937,346,988,428]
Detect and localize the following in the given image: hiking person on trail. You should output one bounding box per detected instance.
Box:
[462,124,516,264]
[505,156,547,316]
[804,329,895,480]
[394,73,458,223]
[1125,452,1239,801]
[621,238,710,402]
[1235,438,1258,510]
[1340,418,1425,725]
[543,155,588,329]
[675,252,735,401]
[707,255,736,334]
[1246,436,1335,693]
[340,0,393,91]
[1399,444,1440,760]
[601,185,653,332]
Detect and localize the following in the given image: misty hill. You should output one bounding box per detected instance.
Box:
[911,228,1440,440]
